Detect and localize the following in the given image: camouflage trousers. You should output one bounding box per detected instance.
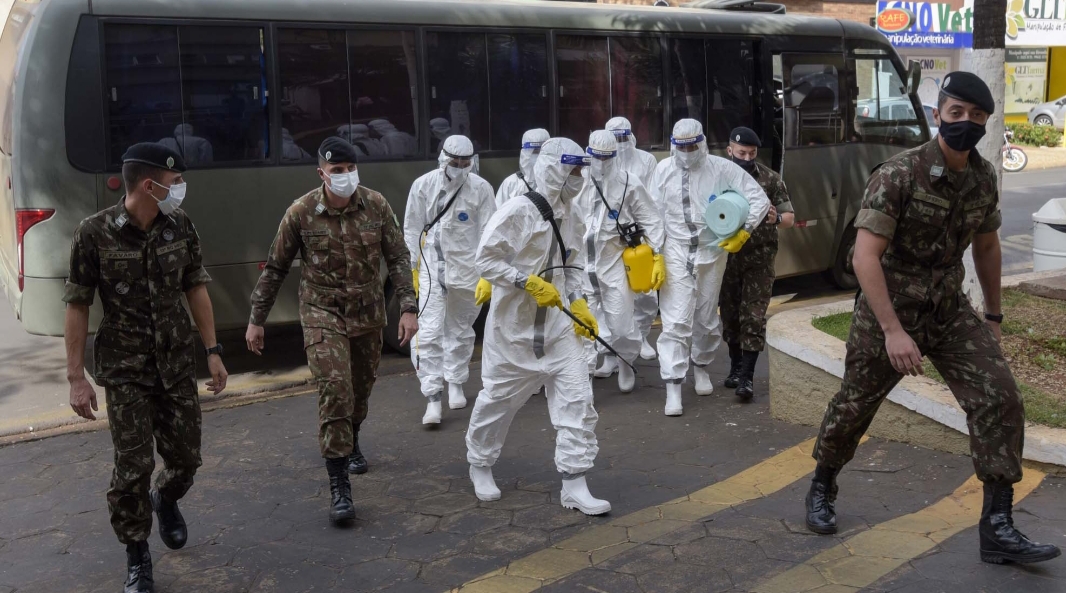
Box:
[104,377,201,544]
[814,291,1024,483]
[305,328,382,459]
[720,241,777,352]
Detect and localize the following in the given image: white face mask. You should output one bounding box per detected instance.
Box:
[328,170,360,198]
[676,149,703,170]
[151,180,187,215]
[446,165,470,186]
[561,174,585,201]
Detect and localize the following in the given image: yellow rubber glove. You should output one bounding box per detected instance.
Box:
[570,298,599,341]
[475,278,492,306]
[412,269,419,297]
[524,275,562,309]
[650,254,667,291]
[718,229,751,254]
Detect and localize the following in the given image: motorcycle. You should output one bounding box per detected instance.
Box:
[1002,129,1028,173]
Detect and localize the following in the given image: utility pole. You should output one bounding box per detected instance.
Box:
[961,0,1007,312]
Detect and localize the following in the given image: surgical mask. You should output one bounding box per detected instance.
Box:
[151,180,186,215]
[561,175,584,201]
[590,158,614,180]
[938,119,986,152]
[676,150,703,169]
[731,155,756,173]
[446,165,470,186]
[328,171,360,198]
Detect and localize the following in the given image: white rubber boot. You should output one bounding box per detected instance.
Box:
[422,400,442,425]
[693,366,714,396]
[594,356,619,378]
[665,383,683,416]
[560,476,612,515]
[469,465,501,502]
[618,362,635,393]
[640,338,657,360]
[448,383,467,410]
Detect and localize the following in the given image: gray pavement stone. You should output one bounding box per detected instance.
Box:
[249,563,338,593]
[334,557,420,592]
[418,553,504,586]
[541,567,644,592]
[437,508,512,536]
[637,562,734,593]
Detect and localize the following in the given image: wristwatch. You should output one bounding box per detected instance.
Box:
[774,213,783,226]
[984,312,1004,323]
[205,344,224,358]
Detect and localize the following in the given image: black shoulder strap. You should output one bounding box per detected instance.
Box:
[516,171,534,192]
[523,191,568,264]
[592,174,631,237]
[422,182,466,235]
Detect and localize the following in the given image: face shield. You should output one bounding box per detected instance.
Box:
[586,129,620,182]
[439,135,477,188]
[534,138,590,206]
[519,128,550,180]
[670,119,708,171]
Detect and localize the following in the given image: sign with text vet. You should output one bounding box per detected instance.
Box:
[876,0,975,48]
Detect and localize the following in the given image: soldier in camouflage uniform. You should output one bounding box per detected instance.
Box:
[63,143,229,593]
[805,73,1060,565]
[247,137,418,525]
[719,127,794,400]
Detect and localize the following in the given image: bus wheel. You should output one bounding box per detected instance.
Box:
[831,223,859,290]
[382,281,411,356]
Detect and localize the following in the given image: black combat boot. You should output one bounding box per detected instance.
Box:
[979,482,1061,564]
[724,344,742,389]
[123,540,154,593]
[348,432,368,475]
[805,464,840,535]
[326,457,356,525]
[735,350,759,400]
[149,489,187,550]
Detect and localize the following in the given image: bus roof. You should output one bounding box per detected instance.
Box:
[88,0,847,38]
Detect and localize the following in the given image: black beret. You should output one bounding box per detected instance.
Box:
[728,127,761,147]
[940,71,995,115]
[121,142,186,172]
[318,136,359,164]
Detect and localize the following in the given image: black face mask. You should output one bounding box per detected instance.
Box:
[938,119,986,152]
[731,155,756,173]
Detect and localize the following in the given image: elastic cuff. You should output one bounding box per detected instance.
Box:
[428,392,442,403]
[568,291,586,303]
[515,273,529,289]
[561,470,588,480]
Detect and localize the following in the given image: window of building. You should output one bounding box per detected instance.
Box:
[668,38,755,146]
[487,33,549,151]
[426,32,490,153]
[852,57,923,148]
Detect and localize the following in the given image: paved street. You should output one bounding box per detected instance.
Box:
[999,166,1066,275]
[0,346,1063,593]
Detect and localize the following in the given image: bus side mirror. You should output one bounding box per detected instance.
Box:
[906,60,921,96]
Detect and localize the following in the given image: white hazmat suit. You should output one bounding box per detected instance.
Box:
[466,138,611,516]
[653,119,769,416]
[496,128,550,208]
[404,135,496,423]
[578,130,664,392]
[369,119,418,156]
[606,117,661,361]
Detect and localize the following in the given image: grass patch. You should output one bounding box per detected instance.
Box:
[812,298,1066,429]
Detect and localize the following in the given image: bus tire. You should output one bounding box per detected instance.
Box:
[831,223,859,290]
[382,280,411,356]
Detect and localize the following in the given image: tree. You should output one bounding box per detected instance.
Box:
[960,0,1007,312]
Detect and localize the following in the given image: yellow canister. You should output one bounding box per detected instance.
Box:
[623,243,655,293]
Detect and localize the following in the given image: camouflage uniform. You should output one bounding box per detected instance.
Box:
[814,138,1024,484]
[250,185,416,459]
[62,198,210,544]
[720,162,793,352]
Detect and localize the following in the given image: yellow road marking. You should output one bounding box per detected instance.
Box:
[453,437,845,592]
[752,467,1047,593]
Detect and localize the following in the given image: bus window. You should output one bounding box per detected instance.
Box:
[277,29,348,163]
[176,26,268,165]
[780,56,844,147]
[427,32,490,153]
[348,30,419,158]
[851,57,923,148]
[488,33,549,151]
[104,25,183,165]
[611,36,663,148]
[668,38,755,147]
[556,35,609,142]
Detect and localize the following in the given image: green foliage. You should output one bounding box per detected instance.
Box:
[1007,122,1063,148]
[1035,352,1058,371]
[1020,383,1066,429]
[812,312,852,342]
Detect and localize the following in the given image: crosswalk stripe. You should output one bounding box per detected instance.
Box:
[453,437,856,592]
[751,467,1047,593]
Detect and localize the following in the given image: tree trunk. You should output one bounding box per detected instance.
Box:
[960,0,1007,313]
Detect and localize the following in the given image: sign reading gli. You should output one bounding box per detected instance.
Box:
[876,0,975,48]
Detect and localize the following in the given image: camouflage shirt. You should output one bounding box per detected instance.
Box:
[746,162,793,248]
[854,138,1000,308]
[62,197,211,389]
[249,185,416,336]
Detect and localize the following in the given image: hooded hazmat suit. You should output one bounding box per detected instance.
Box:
[404,135,496,405]
[159,123,213,165]
[466,137,600,477]
[496,128,550,208]
[578,130,664,379]
[339,124,389,159]
[369,119,418,156]
[653,119,770,394]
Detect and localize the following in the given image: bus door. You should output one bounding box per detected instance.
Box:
[774,52,848,279]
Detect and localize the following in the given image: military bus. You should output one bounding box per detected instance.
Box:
[0,0,927,352]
